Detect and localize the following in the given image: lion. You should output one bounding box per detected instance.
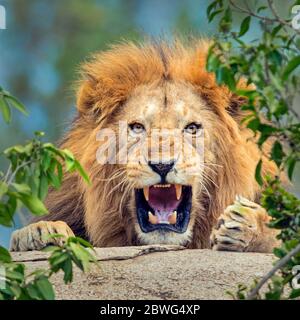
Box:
[10,39,280,252]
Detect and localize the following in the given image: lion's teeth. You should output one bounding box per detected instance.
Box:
[148,211,158,224]
[143,187,149,201]
[154,184,171,188]
[175,184,182,200]
[168,211,177,224]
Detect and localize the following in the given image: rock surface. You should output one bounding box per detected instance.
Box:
[12,245,275,300]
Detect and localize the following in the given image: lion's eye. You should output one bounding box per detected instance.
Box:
[129,122,145,134]
[184,123,202,135]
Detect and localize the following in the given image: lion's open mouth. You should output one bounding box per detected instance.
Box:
[135,184,192,233]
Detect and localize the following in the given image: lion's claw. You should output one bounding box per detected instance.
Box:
[10,221,75,252]
[211,196,270,252]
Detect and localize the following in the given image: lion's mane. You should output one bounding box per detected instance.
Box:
[40,39,276,248]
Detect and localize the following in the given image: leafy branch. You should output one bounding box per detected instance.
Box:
[0,86,28,123]
[0,89,95,300]
[0,236,98,300]
[206,0,300,299]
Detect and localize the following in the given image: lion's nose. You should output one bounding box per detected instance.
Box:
[149,160,175,180]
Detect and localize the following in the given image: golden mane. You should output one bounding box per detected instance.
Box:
[40,39,277,248]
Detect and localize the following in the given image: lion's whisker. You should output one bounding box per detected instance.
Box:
[202,173,219,189]
[204,162,223,168]
[200,180,212,202]
[97,168,126,182]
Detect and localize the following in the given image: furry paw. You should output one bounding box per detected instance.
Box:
[210,196,276,252]
[10,221,75,252]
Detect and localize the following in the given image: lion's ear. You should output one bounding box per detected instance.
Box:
[226,93,248,118]
[76,76,99,116]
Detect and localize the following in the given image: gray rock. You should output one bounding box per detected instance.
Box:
[12,245,275,300]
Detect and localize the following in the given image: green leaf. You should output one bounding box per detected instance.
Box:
[257,5,267,13]
[286,157,296,180]
[34,131,44,137]
[68,236,94,249]
[206,52,221,72]
[5,95,28,116]
[290,289,300,299]
[4,145,26,155]
[0,204,14,227]
[239,16,251,37]
[271,141,285,168]
[273,247,286,259]
[208,9,223,22]
[43,144,65,160]
[19,194,48,215]
[47,171,61,189]
[246,118,260,132]
[69,242,92,272]
[0,182,8,198]
[0,245,12,263]
[56,162,63,185]
[41,151,52,171]
[74,161,90,184]
[0,97,11,123]
[49,252,69,268]
[38,174,49,201]
[271,24,282,37]
[282,56,300,81]
[65,158,75,171]
[207,1,218,18]
[62,259,73,283]
[35,276,55,300]
[255,159,264,186]
[26,283,41,300]
[11,183,31,195]
[62,149,75,160]
[5,269,25,282]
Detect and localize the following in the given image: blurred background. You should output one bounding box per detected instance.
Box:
[0,0,299,247]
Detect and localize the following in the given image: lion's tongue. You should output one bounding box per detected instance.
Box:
[148,185,181,223]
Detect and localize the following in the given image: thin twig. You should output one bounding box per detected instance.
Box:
[247,243,300,299]
[229,0,277,22]
[229,0,300,36]
[268,0,300,35]
[7,161,32,186]
[2,164,12,183]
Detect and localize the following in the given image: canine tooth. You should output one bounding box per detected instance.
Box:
[175,184,182,200]
[148,211,158,224]
[143,187,149,201]
[168,211,177,224]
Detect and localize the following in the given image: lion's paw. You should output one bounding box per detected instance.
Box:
[210,196,271,252]
[10,221,75,252]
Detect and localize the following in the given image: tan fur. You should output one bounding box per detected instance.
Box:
[11,39,279,252]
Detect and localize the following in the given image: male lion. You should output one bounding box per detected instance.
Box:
[10,40,280,252]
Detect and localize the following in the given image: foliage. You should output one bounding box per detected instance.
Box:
[0,237,97,300]
[0,89,95,300]
[206,0,300,299]
[0,87,28,123]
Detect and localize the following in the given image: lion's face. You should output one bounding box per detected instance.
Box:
[110,81,217,245]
